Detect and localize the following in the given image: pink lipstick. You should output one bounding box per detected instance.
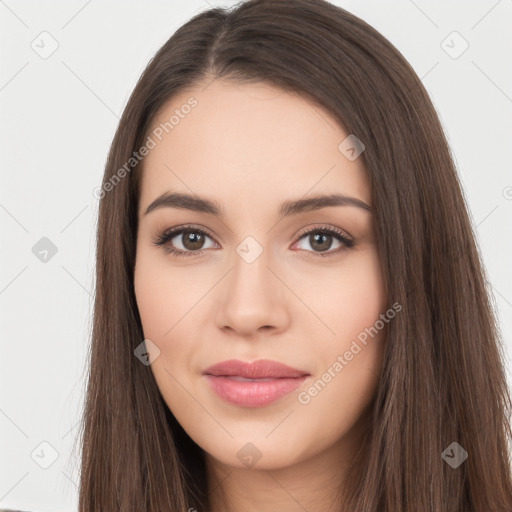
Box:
[202,359,310,407]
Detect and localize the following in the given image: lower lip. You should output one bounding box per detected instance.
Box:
[204,375,308,407]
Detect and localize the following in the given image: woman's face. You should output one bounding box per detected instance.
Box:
[134,79,388,471]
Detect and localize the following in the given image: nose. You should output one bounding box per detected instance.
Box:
[215,248,290,338]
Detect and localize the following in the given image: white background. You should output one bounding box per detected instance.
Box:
[1,1,511,511]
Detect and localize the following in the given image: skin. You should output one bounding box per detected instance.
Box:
[134,79,388,512]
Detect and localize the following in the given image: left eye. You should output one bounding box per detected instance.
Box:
[153,225,354,258]
[293,228,354,256]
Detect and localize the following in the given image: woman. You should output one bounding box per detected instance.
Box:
[78,0,512,510]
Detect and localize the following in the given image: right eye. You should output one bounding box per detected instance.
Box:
[153,225,219,258]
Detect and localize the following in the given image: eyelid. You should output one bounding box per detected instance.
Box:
[157,223,217,242]
[294,223,353,243]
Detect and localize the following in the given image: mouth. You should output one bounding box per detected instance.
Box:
[202,359,310,407]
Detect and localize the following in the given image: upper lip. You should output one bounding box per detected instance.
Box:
[202,359,309,379]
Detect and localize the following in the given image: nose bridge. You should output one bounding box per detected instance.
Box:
[216,237,289,333]
[229,238,276,303]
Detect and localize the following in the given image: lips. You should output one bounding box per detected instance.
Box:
[202,359,310,407]
[202,359,309,379]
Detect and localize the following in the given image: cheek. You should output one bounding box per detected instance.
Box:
[133,254,195,422]
[297,248,387,344]
[294,248,387,415]
[134,246,202,339]
[133,245,206,393]
[337,249,387,335]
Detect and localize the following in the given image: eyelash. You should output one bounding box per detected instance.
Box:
[152,223,355,259]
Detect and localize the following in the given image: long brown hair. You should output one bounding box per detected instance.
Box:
[77,0,512,510]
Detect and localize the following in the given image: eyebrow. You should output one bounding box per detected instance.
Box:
[144,191,372,217]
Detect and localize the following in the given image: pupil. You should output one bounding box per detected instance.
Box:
[311,233,331,252]
[183,231,204,250]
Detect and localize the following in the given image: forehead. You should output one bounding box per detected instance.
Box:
[138,79,370,217]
